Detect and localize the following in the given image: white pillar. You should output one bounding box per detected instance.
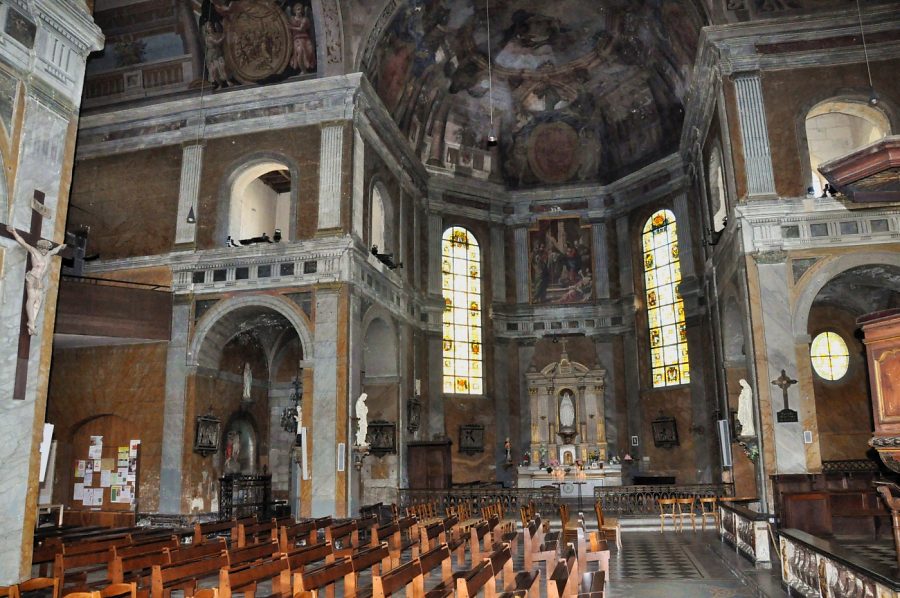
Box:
[318,125,344,230]
[734,74,776,197]
[175,142,203,245]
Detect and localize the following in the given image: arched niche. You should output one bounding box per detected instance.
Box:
[805,99,890,195]
[216,154,301,246]
[707,145,727,233]
[369,180,395,254]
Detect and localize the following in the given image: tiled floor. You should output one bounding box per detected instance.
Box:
[838,538,897,569]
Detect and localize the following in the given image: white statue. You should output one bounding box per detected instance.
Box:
[296,404,303,435]
[559,391,576,428]
[242,362,252,401]
[6,226,66,336]
[736,378,755,437]
[355,393,369,446]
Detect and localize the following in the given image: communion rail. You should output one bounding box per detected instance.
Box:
[400,487,561,519]
[593,483,734,516]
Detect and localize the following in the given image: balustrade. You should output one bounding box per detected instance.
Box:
[593,483,732,516]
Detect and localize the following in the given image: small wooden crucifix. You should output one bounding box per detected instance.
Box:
[772,369,799,423]
[0,190,64,400]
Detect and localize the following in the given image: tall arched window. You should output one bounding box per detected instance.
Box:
[643,210,690,388]
[441,226,483,395]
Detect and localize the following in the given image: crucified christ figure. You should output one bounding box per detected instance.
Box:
[7,226,65,336]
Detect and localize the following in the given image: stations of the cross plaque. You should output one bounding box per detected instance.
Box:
[0,190,65,400]
[772,369,799,423]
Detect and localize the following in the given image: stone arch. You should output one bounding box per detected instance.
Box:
[190,294,314,370]
[362,306,398,379]
[214,151,302,246]
[797,94,895,195]
[792,251,900,339]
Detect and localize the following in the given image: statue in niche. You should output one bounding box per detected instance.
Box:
[355,393,369,446]
[288,3,316,73]
[224,430,242,474]
[6,226,66,336]
[242,363,252,401]
[203,22,232,88]
[736,379,755,437]
[559,391,576,429]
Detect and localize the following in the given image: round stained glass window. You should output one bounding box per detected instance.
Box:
[810,332,849,381]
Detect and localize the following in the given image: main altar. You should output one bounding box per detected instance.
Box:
[517,344,622,492]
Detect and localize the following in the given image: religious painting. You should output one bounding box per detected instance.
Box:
[199,0,318,87]
[528,217,593,305]
[366,420,397,457]
[194,415,221,456]
[459,424,485,455]
[876,349,900,423]
[651,415,679,448]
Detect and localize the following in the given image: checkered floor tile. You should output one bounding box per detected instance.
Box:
[839,540,897,569]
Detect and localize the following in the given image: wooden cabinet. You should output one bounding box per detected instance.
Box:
[407,441,452,489]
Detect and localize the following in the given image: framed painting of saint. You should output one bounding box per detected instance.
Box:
[528,217,594,305]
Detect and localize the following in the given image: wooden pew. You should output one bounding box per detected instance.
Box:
[193,521,236,546]
[278,521,317,552]
[523,516,560,573]
[167,538,227,564]
[281,542,333,572]
[417,544,452,585]
[227,542,278,569]
[218,555,290,598]
[324,521,358,556]
[17,577,60,598]
[468,522,491,563]
[343,543,391,598]
[370,559,422,598]
[292,557,353,598]
[236,521,277,549]
[108,549,171,585]
[577,571,605,598]
[150,551,229,598]
[486,543,539,596]
[454,560,496,598]
[546,547,578,598]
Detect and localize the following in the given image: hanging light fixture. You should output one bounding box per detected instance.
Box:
[855,0,878,105]
[484,0,498,147]
[186,205,196,223]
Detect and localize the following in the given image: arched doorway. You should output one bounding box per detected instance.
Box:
[188,296,311,515]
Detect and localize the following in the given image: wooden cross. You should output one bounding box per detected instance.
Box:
[0,190,56,400]
[772,369,799,423]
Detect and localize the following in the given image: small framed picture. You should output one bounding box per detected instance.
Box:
[194,415,221,456]
[631,435,639,447]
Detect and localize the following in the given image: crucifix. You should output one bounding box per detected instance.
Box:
[0,190,66,400]
[772,369,799,423]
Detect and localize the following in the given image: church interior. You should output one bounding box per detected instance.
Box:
[1,0,900,596]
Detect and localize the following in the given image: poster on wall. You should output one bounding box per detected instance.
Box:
[88,436,103,459]
[528,217,594,304]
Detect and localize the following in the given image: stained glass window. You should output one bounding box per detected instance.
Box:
[810,332,849,381]
[441,226,483,395]
[643,210,690,387]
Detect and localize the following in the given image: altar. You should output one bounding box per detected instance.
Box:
[517,465,623,495]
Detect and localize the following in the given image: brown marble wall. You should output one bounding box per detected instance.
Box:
[197,126,324,248]
[808,305,873,461]
[639,387,698,481]
[760,58,900,198]
[47,342,167,512]
[69,147,182,259]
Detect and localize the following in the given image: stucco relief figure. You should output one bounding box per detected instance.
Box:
[6,226,65,336]
[242,362,252,401]
[288,4,316,73]
[224,430,242,474]
[203,22,231,88]
[736,378,755,437]
[355,393,369,446]
[559,391,576,429]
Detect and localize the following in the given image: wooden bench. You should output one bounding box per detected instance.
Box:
[109,549,171,585]
[576,571,605,598]
[292,556,353,598]
[454,560,496,598]
[227,542,278,569]
[468,522,491,563]
[546,547,578,598]
[281,542,333,571]
[342,542,391,598]
[150,551,228,598]
[193,521,238,546]
[278,521,316,552]
[324,521,359,555]
[218,555,289,598]
[371,559,422,598]
[486,543,539,596]
[168,539,227,564]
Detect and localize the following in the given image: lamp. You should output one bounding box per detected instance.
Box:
[484,0,498,148]
[186,206,196,224]
[856,0,878,105]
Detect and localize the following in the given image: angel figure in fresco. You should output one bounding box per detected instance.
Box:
[288,4,317,73]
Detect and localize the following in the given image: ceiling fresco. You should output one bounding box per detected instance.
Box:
[365,0,705,188]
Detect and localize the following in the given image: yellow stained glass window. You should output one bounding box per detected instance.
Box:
[643,210,690,387]
[442,226,483,395]
[810,331,849,381]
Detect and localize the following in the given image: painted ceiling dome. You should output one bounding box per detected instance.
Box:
[363,0,706,188]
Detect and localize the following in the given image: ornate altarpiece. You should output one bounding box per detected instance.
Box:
[525,347,607,464]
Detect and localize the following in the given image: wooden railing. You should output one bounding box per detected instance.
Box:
[593,483,733,516]
[399,487,561,519]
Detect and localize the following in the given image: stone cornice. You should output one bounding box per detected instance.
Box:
[75,75,362,159]
[33,0,104,56]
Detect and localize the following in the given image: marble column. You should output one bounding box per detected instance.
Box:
[490,225,506,301]
[592,221,611,299]
[346,291,363,515]
[427,212,442,294]
[426,335,444,438]
[159,297,192,513]
[752,255,806,473]
[175,142,203,245]
[519,344,535,454]
[317,125,344,231]
[594,338,617,452]
[616,216,633,295]
[311,289,340,515]
[493,340,512,484]
[514,226,529,303]
[733,74,776,197]
[351,129,365,240]
[673,193,696,279]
